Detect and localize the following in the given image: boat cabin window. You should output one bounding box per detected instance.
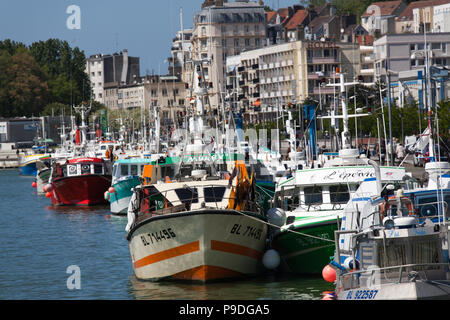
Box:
[304,186,322,205]
[120,164,128,176]
[81,164,91,175]
[175,188,199,204]
[204,186,226,202]
[94,164,103,174]
[161,165,176,180]
[329,184,350,204]
[417,195,450,217]
[130,165,138,176]
[68,164,77,175]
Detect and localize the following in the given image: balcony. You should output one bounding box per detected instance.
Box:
[252,64,259,70]
[309,57,339,64]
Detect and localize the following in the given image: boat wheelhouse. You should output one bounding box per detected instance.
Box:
[48,157,112,206]
[108,157,178,215]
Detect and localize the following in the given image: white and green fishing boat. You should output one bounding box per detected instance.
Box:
[272,155,407,274]
[270,72,407,274]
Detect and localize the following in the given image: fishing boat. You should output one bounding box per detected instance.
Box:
[47,157,112,206]
[269,72,407,274]
[331,161,450,300]
[19,150,51,176]
[125,58,270,282]
[126,160,268,282]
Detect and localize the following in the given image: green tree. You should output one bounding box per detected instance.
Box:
[0,51,49,117]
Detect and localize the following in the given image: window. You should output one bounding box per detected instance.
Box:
[130,165,138,176]
[304,186,322,205]
[204,187,226,202]
[120,164,128,176]
[94,164,103,174]
[81,164,91,175]
[234,39,239,47]
[245,38,250,46]
[201,26,206,36]
[329,185,350,204]
[255,38,260,47]
[175,188,199,204]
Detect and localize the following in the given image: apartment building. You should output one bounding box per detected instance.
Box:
[190,0,267,110]
[226,39,362,123]
[433,2,450,32]
[374,33,450,104]
[85,49,140,104]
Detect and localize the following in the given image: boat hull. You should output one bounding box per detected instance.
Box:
[36,168,51,195]
[109,176,141,215]
[20,162,37,176]
[51,174,112,206]
[337,280,450,300]
[272,216,338,274]
[127,210,268,282]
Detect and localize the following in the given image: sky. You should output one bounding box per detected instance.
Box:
[0,0,304,75]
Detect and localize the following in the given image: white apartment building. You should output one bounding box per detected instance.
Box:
[85,54,105,103]
[190,0,267,109]
[433,2,450,32]
[226,39,362,123]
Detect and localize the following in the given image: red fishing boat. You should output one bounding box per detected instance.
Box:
[47,157,112,206]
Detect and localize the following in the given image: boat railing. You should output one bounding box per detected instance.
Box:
[336,262,450,292]
[135,184,264,222]
[354,200,449,230]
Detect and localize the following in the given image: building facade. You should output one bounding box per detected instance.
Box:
[374,33,450,105]
[190,0,267,110]
[85,49,140,104]
[226,39,362,123]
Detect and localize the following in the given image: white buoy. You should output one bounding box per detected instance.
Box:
[262,249,280,270]
[267,208,286,227]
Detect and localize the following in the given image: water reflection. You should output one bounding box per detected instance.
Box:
[128,273,333,300]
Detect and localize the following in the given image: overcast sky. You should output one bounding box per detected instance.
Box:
[0,0,303,74]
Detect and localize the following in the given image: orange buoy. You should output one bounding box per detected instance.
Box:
[108,187,116,194]
[322,265,336,283]
[45,192,52,198]
[32,181,37,188]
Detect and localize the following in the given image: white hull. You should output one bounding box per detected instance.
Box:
[111,196,131,215]
[337,280,450,300]
[127,210,268,282]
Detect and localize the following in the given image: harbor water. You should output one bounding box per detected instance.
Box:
[0,170,333,300]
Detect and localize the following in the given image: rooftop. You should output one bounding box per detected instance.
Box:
[361,0,404,17]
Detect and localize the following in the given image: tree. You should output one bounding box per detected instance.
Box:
[0,51,49,117]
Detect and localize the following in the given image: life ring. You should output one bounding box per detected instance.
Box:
[380,197,414,220]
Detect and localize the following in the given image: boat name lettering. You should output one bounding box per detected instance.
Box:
[140,228,176,246]
[324,170,374,180]
[230,224,263,240]
[347,289,378,300]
